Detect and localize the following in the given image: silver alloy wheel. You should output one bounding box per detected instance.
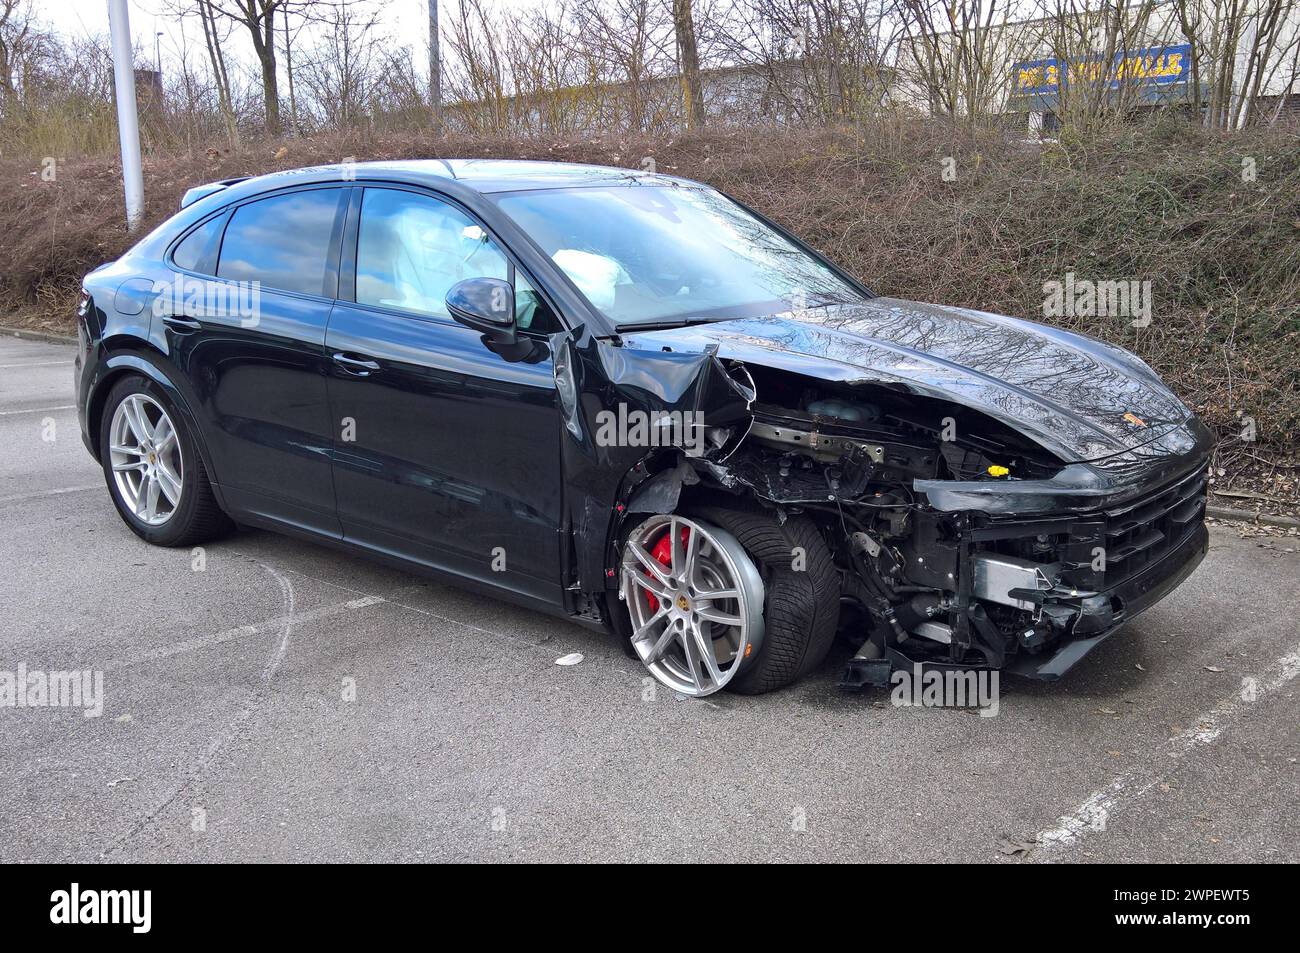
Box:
[108,393,184,526]
[620,515,765,697]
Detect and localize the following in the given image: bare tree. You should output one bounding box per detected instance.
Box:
[710,1,903,126]
[1171,0,1300,129]
[570,0,674,133]
[0,0,37,120]
[673,0,706,127]
[371,44,429,130]
[443,0,510,133]
[297,0,382,130]
[191,0,240,143]
[898,0,1014,121]
[1029,1,1162,128]
[207,0,289,134]
[429,0,442,132]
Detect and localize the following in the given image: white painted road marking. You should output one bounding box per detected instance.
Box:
[1033,625,1300,854]
[0,404,76,416]
[104,593,387,671]
[226,547,563,654]
[104,553,323,858]
[0,484,102,504]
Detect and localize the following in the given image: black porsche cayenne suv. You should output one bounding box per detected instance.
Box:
[75,159,1211,697]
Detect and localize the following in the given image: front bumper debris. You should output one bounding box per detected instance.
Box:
[843,458,1210,687]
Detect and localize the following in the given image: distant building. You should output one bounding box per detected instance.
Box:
[896,2,1300,132]
[443,3,1299,134]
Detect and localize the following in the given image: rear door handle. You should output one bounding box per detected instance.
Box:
[162,315,202,332]
[332,352,381,375]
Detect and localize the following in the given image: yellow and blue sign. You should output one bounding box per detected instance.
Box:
[1011,44,1192,107]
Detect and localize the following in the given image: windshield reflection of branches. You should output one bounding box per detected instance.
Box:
[495,185,865,325]
[668,188,848,305]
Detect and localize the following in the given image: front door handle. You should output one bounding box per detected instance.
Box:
[332,352,381,375]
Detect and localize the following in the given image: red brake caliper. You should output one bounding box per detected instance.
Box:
[643,525,690,613]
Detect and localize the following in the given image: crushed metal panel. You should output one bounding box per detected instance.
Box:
[553,331,756,594]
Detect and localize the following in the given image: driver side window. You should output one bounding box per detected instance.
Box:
[355,188,560,332]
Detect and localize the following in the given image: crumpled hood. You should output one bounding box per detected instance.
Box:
[619,297,1192,464]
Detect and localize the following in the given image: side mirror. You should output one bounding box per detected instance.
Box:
[447,276,546,364]
[446,277,516,346]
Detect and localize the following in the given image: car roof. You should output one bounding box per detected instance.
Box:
[230,159,698,196]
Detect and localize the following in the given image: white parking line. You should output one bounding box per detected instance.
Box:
[103,553,326,858]
[225,547,561,654]
[1033,625,1300,854]
[103,593,386,671]
[0,405,76,416]
[0,360,74,368]
[0,483,101,504]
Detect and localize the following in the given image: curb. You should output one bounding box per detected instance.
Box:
[2,326,76,346]
[1206,505,1300,529]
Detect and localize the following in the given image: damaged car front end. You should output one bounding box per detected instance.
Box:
[595,302,1211,691]
[549,297,1210,696]
[476,174,1214,697]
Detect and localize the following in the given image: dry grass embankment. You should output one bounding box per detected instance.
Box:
[2,118,1296,499]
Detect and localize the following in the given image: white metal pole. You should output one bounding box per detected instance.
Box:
[107,0,145,231]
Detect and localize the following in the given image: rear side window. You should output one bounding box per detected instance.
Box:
[172,214,224,274]
[217,189,343,296]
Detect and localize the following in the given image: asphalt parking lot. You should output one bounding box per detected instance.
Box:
[1,333,1296,863]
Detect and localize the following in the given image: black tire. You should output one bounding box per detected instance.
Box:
[98,374,233,547]
[686,506,840,694]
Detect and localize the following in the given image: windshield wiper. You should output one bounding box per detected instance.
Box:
[615,316,731,332]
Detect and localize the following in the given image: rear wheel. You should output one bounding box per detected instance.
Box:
[620,507,840,696]
[98,375,232,547]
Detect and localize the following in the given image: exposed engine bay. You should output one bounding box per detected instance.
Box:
[621,358,1211,687]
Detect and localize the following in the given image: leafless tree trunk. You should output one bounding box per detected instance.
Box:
[1172,0,1299,130]
[673,0,705,127]
[210,0,285,134]
[1231,0,1299,127]
[429,0,443,132]
[282,4,299,134]
[193,0,240,144]
[0,0,34,121]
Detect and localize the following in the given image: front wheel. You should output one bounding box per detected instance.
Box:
[619,508,840,696]
[98,375,232,547]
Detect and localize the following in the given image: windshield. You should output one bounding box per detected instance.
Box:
[493,185,868,327]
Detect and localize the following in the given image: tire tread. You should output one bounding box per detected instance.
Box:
[689,506,840,694]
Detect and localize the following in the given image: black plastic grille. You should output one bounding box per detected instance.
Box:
[1097,465,1208,588]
